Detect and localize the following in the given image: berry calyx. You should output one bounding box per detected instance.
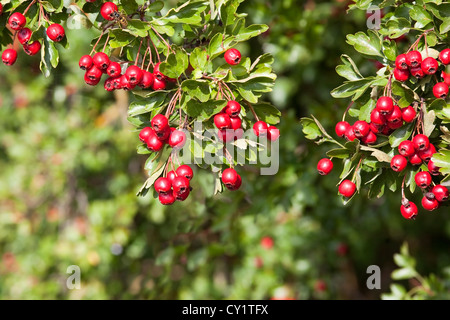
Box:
[398,140,415,157]
[317,158,333,175]
[433,82,449,99]
[46,23,65,42]
[395,54,408,70]
[390,155,408,172]
[100,2,118,21]
[79,55,93,70]
[151,114,169,133]
[85,65,103,82]
[23,41,41,56]
[344,125,356,141]
[2,49,17,66]
[410,66,424,79]
[353,120,370,138]
[427,160,440,176]
[253,120,268,137]
[400,201,418,219]
[386,105,402,124]
[106,61,121,77]
[414,171,432,189]
[125,65,144,86]
[224,48,241,65]
[159,190,176,205]
[432,185,449,202]
[338,180,356,198]
[172,176,190,196]
[418,144,436,162]
[8,12,26,31]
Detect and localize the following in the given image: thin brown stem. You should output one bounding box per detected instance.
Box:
[135,39,144,65]
[90,30,105,55]
[102,32,110,53]
[244,101,259,121]
[23,0,37,15]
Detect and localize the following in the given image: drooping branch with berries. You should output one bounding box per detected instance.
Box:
[301,1,450,219]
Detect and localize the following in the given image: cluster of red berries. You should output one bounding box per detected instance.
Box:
[139,114,186,152]
[1,9,65,66]
[391,134,437,172]
[393,48,450,99]
[317,158,356,198]
[154,165,193,205]
[214,100,244,142]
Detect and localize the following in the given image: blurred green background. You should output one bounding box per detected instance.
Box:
[0,0,449,300]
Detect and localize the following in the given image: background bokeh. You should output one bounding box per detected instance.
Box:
[0,0,449,300]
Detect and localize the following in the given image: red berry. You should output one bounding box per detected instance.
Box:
[317,158,333,175]
[414,171,432,189]
[338,180,356,198]
[409,153,422,166]
[175,188,190,201]
[386,105,402,125]
[104,77,115,91]
[92,52,110,70]
[84,72,101,86]
[125,65,144,86]
[370,109,386,125]
[395,54,408,70]
[387,120,403,130]
[139,71,154,89]
[267,126,280,141]
[433,82,449,99]
[353,120,370,138]
[335,121,350,137]
[376,96,394,115]
[400,202,418,219]
[422,195,439,211]
[139,127,153,143]
[412,134,429,151]
[410,66,424,79]
[442,71,450,86]
[146,134,165,152]
[8,12,26,31]
[106,61,121,77]
[224,100,241,118]
[253,121,268,137]
[153,62,166,80]
[361,130,377,144]
[100,2,118,21]
[439,48,450,65]
[345,125,356,141]
[214,113,231,130]
[390,155,408,172]
[152,77,166,90]
[172,176,190,196]
[159,190,176,205]
[85,65,103,82]
[79,55,93,70]
[421,57,438,75]
[222,168,239,188]
[234,128,244,141]
[154,177,172,194]
[418,144,436,162]
[168,130,186,149]
[369,122,383,134]
[261,236,274,250]
[167,171,177,183]
[119,74,134,90]
[218,129,234,143]
[2,49,17,66]
[405,50,422,68]
[432,185,449,202]
[17,28,32,44]
[224,48,241,65]
[427,160,440,176]
[0,4,3,15]
[151,114,169,133]
[393,68,409,82]
[155,126,170,141]
[176,165,194,181]
[401,106,416,123]
[398,140,415,157]
[23,41,41,56]
[226,174,242,191]
[229,116,242,130]
[46,23,65,42]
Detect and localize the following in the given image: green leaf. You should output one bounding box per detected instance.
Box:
[330,78,373,99]
[336,54,363,81]
[182,80,211,102]
[252,102,281,125]
[409,5,433,28]
[432,151,450,175]
[40,35,59,77]
[159,49,189,78]
[127,20,150,37]
[162,0,208,25]
[300,117,321,140]
[207,33,235,60]
[385,17,411,39]
[389,122,414,148]
[440,18,450,35]
[392,267,417,280]
[220,0,239,26]
[234,24,268,42]
[128,92,167,117]
[327,148,352,159]
[185,99,227,121]
[189,47,208,70]
[109,29,133,48]
[148,0,164,12]
[346,30,383,58]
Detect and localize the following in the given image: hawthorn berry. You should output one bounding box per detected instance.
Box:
[395,54,408,70]
[125,65,144,86]
[267,126,280,141]
[229,116,242,130]
[119,74,134,90]
[410,66,424,79]
[386,105,402,125]
[139,71,154,89]
[159,190,176,205]
[214,113,232,130]
[409,153,422,166]
[390,155,408,172]
[100,2,118,21]
[106,61,121,77]
[414,171,432,189]
[152,77,167,90]
[401,106,416,123]
[398,140,415,157]
[139,127,153,143]
[227,174,242,191]
[405,50,422,68]
[421,57,438,75]
[146,134,165,152]
[112,76,122,89]
[376,96,394,115]
[418,144,436,162]
[222,168,240,190]
[432,185,449,202]
[79,55,93,70]
[84,72,101,86]
[167,171,177,183]
[23,41,41,56]
[104,77,115,91]
[154,177,172,194]
[2,49,17,66]
[412,134,430,151]
[345,125,356,141]
[393,68,409,82]
[17,28,32,45]
[362,130,377,144]
[427,160,440,176]
[369,122,383,134]
[261,236,274,250]
[168,130,186,149]
[338,180,356,198]
[218,129,234,143]
[85,65,103,82]
[253,121,268,137]
[176,165,194,181]
[335,121,350,137]
[422,195,439,211]
[370,109,386,125]
[443,71,450,86]
[224,48,241,65]
[92,52,110,70]
[400,202,418,219]
[151,114,169,133]
[172,176,190,196]
[155,126,171,141]
[439,48,450,65]
[353,120,370,138]
[153,62,166,80]
[224,100,241,118]
[317,158,333,175]
[433,82,449,99]
[46,23,65,42]
[175,188,190,201]
[8,12,26,30]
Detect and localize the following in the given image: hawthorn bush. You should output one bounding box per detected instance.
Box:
[0,0,449,300]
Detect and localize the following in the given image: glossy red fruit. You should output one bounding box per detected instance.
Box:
[86,65,103,82]
[338,180,356,198]
[353,120,370,138]
[386,105,402,125]
[345,125,356,141]
[17,28,32,44]
[214,113,231,130]
[393,67,409,82]
[234,128,244,140]
[151,114,169,133]
[172,176,190,196]
[376,96,394,115]
[405,50,422,68]
[139,71,154,89]
[335,121,350,137]
[401,106,416,123]
[125,65,144,86]
[154,177,172,194]
[152,77,166,90]
[2,49,17,66]
[139,127,153,143]
[421,57,438,75]
[224,48,241,65]
[409,153,422,166]
[106,61,121,77]
[388,120,403,130]
[427,160,440,176]
[418,144,436,162]
[218,129,234,143]
[176,165,194,181]
[168,130,186,149]
[317,158,333,175]
[84,72,101,86]
[261,236,274,250]
[395,54,408,70]
[119,74,134,90]
[104,77,115,91]
[267,126,280,141]
[412,134,429,151]
[443,71,450,86]
[229,116,242,130]
[92,52,110,70]
[253,121,268,137]
[432,185,449,202]
[0,4,3,15]
[381,125,393,136]
[227,174,242,191]
[8,12,26,30]
[361,130,377,145]
[390,155,407,172]
[23,41,41,56]
[153,62,166,80]
[46,23,65,42]
[155,126,170,141]
[112,76,122,89]
[100,2,118,21]
[167,171,177,183]
[400,202,418,219]
[433,82,449,99]
[176,188,190,201]
[410,66,424,79]
[146,133,164,152]
[369,122,383,134]
[415,171,432,189]
[222,168,239,188]
[79,55,93,70]
[439,48,450,65]
[224,100,241,118]
[398,140,415,157]
[422,195,439,211]
[159,190,176,205]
